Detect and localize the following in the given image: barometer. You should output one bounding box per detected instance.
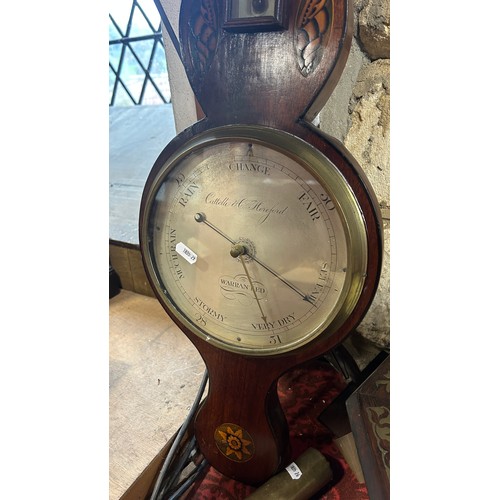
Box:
[142,126,367,356]
[140,0,383,485]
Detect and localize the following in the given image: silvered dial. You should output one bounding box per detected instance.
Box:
[141,126,368,355]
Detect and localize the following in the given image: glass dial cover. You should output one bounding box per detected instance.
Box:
[141,126,367,355]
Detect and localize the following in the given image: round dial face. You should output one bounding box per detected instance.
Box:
[141,126,367,355]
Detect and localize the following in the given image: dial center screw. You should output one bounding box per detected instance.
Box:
[230,243,247,258]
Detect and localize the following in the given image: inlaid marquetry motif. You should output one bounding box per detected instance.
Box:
[295,0,332,76]
[367,405,390,477]
[214,423,255,462]
[187,0,219,80]
[367,370,390,478]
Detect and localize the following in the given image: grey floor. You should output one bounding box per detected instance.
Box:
[109,289,206,499]
[109,104,177,245]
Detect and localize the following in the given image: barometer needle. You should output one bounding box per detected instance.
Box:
[230,244,267,323]
[194,212,236,245]
[194,212,315,305]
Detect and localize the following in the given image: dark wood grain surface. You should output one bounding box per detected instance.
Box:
[179,0,351,128]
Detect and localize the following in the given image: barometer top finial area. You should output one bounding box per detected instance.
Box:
[178,0,352,127]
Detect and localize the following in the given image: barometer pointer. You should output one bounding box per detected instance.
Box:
[194,212,316,305]
[230,243,268,322]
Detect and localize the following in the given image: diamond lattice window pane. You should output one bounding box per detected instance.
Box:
[109,43,122,71]
[121,45,146,103]
[150,43,168,75]
[132,39,155,69]
[109,0,168,106]
[109,18,121,40]
[129,5,155,37]
[138,0,161,28]
[113,82,135,107]
[141,80,163,105]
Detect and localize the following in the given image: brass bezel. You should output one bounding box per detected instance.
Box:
[140,125,368,356]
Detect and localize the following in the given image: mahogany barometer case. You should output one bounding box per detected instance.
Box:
[139,0,383,485]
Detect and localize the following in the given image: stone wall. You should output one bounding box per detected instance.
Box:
[321,0,390,350]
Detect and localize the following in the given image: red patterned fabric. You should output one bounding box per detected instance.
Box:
[183,360,369,499]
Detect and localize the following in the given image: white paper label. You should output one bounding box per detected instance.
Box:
[285,462,302,480]
[175,242,197,264]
